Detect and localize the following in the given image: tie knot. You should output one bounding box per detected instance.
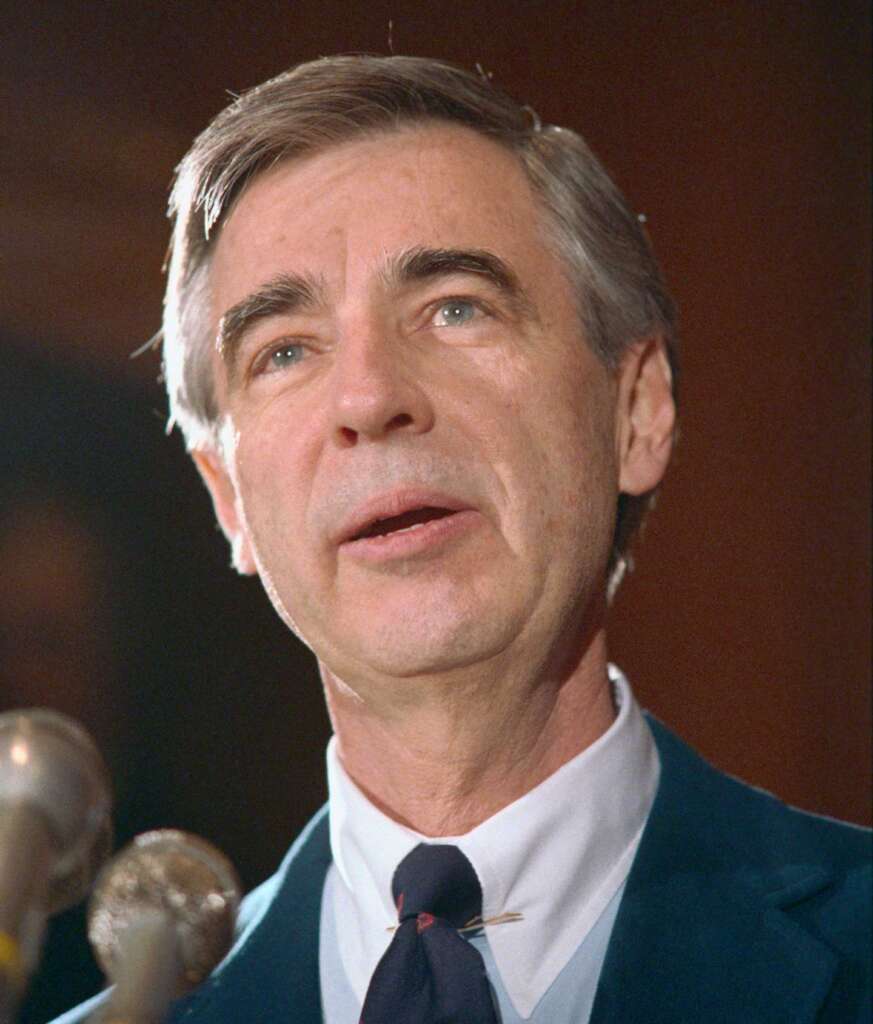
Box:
[391,844,482,929]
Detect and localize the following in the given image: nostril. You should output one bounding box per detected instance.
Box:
[336,412,413,447]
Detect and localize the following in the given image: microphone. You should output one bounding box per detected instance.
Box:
[0,709,112,1023]
[87,829,241,1024]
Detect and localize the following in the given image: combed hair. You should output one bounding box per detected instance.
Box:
[162,54,678,589]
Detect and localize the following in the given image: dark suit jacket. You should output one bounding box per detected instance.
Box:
[54,718,871,1023]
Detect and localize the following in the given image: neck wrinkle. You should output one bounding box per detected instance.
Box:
[323,627,615,837]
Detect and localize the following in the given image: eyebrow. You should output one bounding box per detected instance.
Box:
[217,272,326,378]
[382,247,535,317]
[217,246,535,380]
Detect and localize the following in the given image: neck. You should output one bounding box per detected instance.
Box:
[321,627,615,836]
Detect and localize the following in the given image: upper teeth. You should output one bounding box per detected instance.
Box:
[394,521,427,534]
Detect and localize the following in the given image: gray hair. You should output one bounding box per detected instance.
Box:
[162,55,678,585]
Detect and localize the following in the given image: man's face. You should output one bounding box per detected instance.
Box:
[201,125,631,688]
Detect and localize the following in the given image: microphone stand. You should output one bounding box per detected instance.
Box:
[0,803,54,1024]
[97,910,182,1024]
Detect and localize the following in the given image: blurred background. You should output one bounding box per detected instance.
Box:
[1,1,869,1019]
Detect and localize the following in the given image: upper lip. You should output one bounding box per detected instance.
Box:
[336,488,473,545]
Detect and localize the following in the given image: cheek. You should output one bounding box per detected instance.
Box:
[231,420,333,640]
[506,364,618,546]
[232,412,312,552]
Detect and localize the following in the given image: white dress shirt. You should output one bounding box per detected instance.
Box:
[321,666,660,1020]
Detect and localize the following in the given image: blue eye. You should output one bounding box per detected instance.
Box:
[434,300,477,327]
[268,344,305,370]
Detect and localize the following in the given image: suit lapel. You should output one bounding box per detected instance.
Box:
[590,720,838,1024]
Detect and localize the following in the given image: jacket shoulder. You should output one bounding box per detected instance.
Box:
[646,713,870,861]
[647,715,871,958]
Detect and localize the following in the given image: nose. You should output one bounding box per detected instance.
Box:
[329,321,435,447]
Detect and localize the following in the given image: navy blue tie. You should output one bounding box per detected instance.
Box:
[360,843,499,1023]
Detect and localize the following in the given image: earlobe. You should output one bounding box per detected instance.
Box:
[192,449,258,575]
[616,336,676,497]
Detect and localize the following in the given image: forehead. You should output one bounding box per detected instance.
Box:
[208,124,558,309]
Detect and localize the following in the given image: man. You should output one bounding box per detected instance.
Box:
[55,56,869,1023]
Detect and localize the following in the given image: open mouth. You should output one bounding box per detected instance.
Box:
[350,506,457,541]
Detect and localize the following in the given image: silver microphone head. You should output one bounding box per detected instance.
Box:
[0,708,112,913]
[87,829,242,989]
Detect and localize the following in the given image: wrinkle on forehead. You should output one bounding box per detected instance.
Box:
[212,123,540,292]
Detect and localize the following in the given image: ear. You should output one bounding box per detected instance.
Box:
[192,448,258,575]
[615,336,676,496]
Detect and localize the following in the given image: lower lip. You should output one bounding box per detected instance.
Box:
[339,509,481,564]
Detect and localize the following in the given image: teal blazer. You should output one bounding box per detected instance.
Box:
[54,718,871,1023]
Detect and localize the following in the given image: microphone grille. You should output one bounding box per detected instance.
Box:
[88,829,242,987]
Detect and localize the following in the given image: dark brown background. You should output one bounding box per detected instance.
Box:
[1,2,870,1019]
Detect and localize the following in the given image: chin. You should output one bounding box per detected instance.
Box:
[331,604,522,681]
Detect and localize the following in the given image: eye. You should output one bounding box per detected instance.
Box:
[258,342,306,375]
[431,299,479,328]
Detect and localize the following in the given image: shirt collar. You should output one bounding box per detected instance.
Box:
[326,666,660,1018]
